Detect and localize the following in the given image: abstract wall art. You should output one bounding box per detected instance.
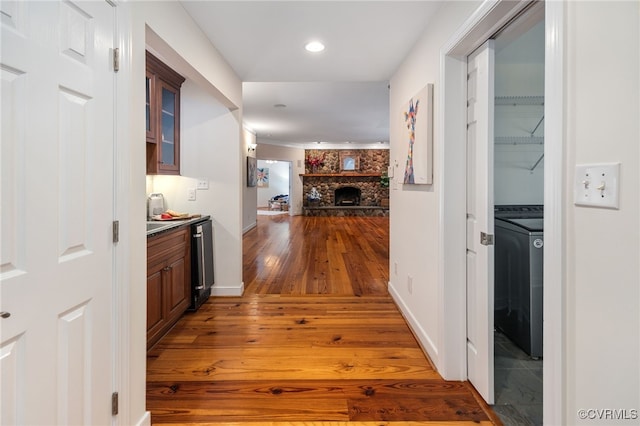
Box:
[247,156,257,187]
[257,167,269,187]
[402,83,433,184]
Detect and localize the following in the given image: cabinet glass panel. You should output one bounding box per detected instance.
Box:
[162,87,175,115]
[161,87,175,166]
[146,77,151,133]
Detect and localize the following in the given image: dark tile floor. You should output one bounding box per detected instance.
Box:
[492,331,543,426]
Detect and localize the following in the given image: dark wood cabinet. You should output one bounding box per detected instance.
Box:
[147,227,191,349]
[146,51,185,175]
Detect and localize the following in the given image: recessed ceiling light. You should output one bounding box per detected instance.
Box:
[305,41,325,53]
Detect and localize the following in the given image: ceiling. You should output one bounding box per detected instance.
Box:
[180,1,444,148]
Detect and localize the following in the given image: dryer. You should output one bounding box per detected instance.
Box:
[494,206,543,358]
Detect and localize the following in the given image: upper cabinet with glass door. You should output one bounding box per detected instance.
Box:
[146,51,185,175]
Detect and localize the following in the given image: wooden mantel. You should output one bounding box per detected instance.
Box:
[300,173,382,177]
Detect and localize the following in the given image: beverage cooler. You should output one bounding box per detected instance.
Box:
[189,219,214,311]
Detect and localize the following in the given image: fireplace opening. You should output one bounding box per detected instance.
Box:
[335,186,361,206]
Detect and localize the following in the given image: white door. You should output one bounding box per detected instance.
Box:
[1,1,116,424]
[466,40,495,404]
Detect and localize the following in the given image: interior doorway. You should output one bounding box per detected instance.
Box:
[491,6,545,425]
[256,159,291,214]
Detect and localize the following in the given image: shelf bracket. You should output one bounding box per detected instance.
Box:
[530,115,545,137]
[530,153,545,171]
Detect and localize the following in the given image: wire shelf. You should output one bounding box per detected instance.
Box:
[495,136,544,145]
[495,96,544,106]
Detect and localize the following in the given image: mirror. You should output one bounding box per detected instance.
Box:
[339,151,360,171]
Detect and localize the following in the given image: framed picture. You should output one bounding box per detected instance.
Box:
[257,167,269,188]
[402,83,434,184]
[247,156,257,187]
[339,151,360,171]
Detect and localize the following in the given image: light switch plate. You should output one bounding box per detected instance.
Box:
[187,188,197,201]
[574,163,620,209]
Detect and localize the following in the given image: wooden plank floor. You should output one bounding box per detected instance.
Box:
[147,215,500,425]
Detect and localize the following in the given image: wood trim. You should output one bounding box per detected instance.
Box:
[145,51,185,88]
[542,2,565,424]
[145,50,185,175]
[300,173,381,177]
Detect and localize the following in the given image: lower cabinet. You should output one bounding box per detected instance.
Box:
[147,227,191,349]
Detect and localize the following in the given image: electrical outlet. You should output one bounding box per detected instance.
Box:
[197,179,209,190]
[407,274,413,294]
[187,188,196,201]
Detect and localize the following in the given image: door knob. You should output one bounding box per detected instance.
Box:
[0,311,11,319]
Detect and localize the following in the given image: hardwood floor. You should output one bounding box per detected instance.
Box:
[243,216,389,296]
[147,215,500,425]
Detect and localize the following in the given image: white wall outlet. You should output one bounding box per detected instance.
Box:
[407,274,413,294]
[197,179,209,190]
[574,163,620,209]
[187,188,197,201]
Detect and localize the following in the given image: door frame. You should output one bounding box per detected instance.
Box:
[113,2,146,424]
[437,0,565,424]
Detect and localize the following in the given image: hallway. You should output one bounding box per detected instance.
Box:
[146,215,500,424]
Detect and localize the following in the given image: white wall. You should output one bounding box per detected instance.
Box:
[390,0,639,423]
[257,160,290,207]
[564,1,639,423]
[494,20,545,205]
[256,142,306,216]
[388,0,482,373]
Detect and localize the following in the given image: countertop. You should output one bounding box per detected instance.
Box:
[146,215,210,237]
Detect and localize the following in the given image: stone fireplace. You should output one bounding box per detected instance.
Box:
[301,148,389,216]
[334,186,361,206]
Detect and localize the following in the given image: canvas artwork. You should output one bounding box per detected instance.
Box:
[257,167,269,188]
[403,84,434,184]
[247,157,257,187]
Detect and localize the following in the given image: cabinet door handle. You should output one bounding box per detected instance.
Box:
[163,266,170,272]
[0,311,10,319]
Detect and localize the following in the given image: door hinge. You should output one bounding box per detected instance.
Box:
[480,232,494,246]
[111,392,118,415]
[112,220,119,243]
[113,47,120,72]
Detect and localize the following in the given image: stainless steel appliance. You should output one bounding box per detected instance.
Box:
[494,205,543,358]
[189,219,214,311]
[494,204,543,219]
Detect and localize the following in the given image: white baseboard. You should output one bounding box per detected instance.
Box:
[135,411,151,426]
[388,281,440,369]
[211,282,244,297]
[243,222,257,234]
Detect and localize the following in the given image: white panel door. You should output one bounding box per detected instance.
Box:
[1,1,116,424]
[466,40,495,404]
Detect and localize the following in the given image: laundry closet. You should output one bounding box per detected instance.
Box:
[492,12,545,426]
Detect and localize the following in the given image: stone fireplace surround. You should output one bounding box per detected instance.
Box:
[302,149,389,216]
